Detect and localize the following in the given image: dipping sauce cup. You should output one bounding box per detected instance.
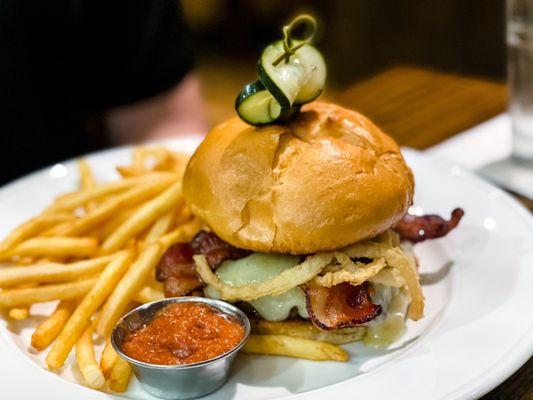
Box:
[111,297,251,399]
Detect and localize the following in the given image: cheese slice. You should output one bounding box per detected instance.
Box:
[204,253,309,321]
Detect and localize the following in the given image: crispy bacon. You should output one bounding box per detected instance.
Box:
[305,282,382,330]
[156,231,249,297]
[156,243,203,297]
[190,231,250,268]
[394,208,465,243]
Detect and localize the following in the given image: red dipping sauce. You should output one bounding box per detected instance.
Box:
[121,302,245,365]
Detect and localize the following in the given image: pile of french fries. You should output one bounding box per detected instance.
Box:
[0,145,356,394]
[0,146,201,392]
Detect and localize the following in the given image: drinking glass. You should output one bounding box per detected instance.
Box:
[507,0,533,162]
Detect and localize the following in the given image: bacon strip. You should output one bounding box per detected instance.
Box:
[305,282,382,330]
[156,243,203,297]
[156,231,249,297]
[394,208,464,243]
[189,231,250,268]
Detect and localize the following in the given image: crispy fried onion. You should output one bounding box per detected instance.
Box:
[193,253,334,302]
[368,267,405,288]
[312,256,386,288]
[344,231,424,320]
[194,229,423,320]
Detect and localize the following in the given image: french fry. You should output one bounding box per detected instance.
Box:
[46,173,175,212]
[46,250,134,370]
[0,279,96,308]
[78,159,95,190]
[173,204,192,226]
[251,319,366,345]
[145,209,175,242]
[0,256,112,287]
[100,337,119,379]
[158,218,202,249]
[32,300,77,351]
[117,148,187,177]
[76,325,105,389]
[41,220,75,237]
[116,166,140,178]
[16,256,35,265]
[6,283,36,320]
[0,214,72,255]
[97,207,138,241]
[2,237,98,258]
[242,334,348,362]
[78,159,97,211]
[8,307,29,320]
[108,357,132,393]
[101,182,182,254]
[97,243,163,337]
[57,177,175,237]
[132,147,145,170]
[134,285,165,304]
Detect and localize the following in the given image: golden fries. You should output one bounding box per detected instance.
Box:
[58,178,176,237]
[76,325,105,389]
[78,159,97,211]
[0,256,112,287]
[243,334,348,362]
[78,159,95,190]
[0,213,72,255]
[100,337,119,379]
[47,173,174,212]
[97,206,138,241]
[134,285,165,304]
[101,182,182,254]
[108,357,132,392]
[0,279,96,308]
[145,209,175,242]
[97,243,163,337]
[46,250,134,370]
[32,300,77,351]
[8,307,29,320]
[158,217,202,249]
[0,145,194,394]
[2,237,98,258]
[251,319,366,345]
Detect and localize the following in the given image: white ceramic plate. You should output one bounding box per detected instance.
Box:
[1,139,532,400]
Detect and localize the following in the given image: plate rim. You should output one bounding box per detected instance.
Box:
[0,142,531,400]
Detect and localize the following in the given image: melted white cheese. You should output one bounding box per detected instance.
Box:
[364,284,409,348]
[204,253,309,321]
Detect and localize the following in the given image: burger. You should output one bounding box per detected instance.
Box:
[156,102,463,347]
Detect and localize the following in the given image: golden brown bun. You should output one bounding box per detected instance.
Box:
[183,102,414,254]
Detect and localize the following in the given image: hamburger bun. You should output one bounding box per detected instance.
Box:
[183,102,414,254]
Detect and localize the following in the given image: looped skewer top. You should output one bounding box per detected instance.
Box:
[272,14,317,66]
[235,13,325,125]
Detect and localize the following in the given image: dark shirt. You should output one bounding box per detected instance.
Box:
[0,0,194,184]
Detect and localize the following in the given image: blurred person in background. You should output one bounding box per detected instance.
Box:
[0,0,206,184]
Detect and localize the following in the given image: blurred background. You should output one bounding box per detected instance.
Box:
[0,0,510,183]
[186,0,506,128]
[186,0,512,153]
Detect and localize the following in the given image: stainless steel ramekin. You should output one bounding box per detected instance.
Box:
[111,297,250,399]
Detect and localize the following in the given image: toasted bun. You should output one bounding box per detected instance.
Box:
[183,102,414,254]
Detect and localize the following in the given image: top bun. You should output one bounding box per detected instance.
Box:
[183,102,414,254]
